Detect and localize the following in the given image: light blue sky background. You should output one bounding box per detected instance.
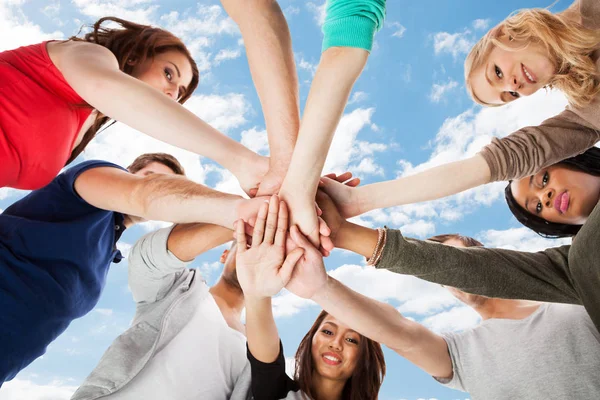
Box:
[0,0,575,399]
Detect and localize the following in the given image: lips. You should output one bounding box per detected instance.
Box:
[521,63,537,84]
[322,352,342,366]
[554,191,569,214]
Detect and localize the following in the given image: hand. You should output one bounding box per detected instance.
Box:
[318,172,363,218]
[236,195,272,224]
[316,190,346,246]
[254,167,286,197]
[285,225,328,300]
[236,195,304,299]
[279,188,330,250]
[237,155,269,198]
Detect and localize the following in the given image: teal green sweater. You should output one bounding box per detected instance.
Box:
[322,0,386,52]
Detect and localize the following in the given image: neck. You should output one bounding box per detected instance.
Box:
[475,298,542,320]
[311,372,346,400]
[122,214,139,228]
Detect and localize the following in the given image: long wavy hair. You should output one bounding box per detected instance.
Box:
[66,16,199,164]
[294,310,386,400]
[505,146,600,238]
[465,7,600,108]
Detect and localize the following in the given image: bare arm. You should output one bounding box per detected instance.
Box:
[236,196,304,362]
[279,47,369,243]
[220,0,299,195]
[320,155,491,218]
[168,223,232,262]
[74,166,265,228]
[312,277,453,379]
[129,223,233,303]
[49,41,266,194]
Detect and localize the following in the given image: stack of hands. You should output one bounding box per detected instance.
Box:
[235,171,358,302]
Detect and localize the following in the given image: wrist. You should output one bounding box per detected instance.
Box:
[310,276,333,304]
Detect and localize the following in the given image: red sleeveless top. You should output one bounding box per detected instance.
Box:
[0,41,93,190]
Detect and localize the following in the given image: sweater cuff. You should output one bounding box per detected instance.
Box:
[322,15,377,52]
[478,145,501,182]
[375,228,404,269]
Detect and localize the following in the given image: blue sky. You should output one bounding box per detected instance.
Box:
[0,0,575,399]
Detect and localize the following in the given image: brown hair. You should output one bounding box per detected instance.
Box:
[465,7,600,108]
[427,233,484,248]
[127,152,186,176]
[294,310,386,400]
[67,16,200,164]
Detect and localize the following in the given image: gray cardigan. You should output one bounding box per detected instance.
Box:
[71,226,252,400]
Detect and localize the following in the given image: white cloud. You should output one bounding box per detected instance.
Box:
[116,242,132,258]
[387,21,406,38]
[399,220,436,238]
[0,188,28,201]
[306,2,326,27]
[41,2,60,19]
[478,227,571,251]
[214,48,241,65]
[349,158,384,176]
[0,1,63,52]
[240,128,269,155]
[285,357,296,378]
[429,79,459,103]
[433,30,474,59]
[348,91,368,105]
[71,0,158,25]
[472,18,491,31]
[297,56,317,76]
[138,220,172,233]
[94,308,114,317]
[283,6,300,18]
[323,108,387,175]
[1,378,77,400]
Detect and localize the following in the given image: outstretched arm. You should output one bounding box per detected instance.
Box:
[236,195,304,362]
[319,155,491,218]
[50,41,266,195]
[279,0,385,245]
[283,214,452,379]
[220,0,300,196]
[74,166,267,228]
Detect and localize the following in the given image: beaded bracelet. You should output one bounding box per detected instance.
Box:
[366,228,384,265]
[371,227,387,266]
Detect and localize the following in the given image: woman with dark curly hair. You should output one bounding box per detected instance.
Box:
[0,16,266,193]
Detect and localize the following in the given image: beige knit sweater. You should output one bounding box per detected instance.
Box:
[480,0,600,181]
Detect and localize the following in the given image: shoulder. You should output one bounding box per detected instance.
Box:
[47,40,119,70]
[65,160,127,183]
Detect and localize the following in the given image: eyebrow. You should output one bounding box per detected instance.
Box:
[168,61,181,78]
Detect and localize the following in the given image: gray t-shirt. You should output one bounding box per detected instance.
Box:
[438,303,600,400]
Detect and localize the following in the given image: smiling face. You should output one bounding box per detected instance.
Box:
[129,49,194,102]
[310,315,361,382]
[510,164,600,225]
[470,32,555,105]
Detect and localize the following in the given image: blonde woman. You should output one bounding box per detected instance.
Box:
[318,0,600,333]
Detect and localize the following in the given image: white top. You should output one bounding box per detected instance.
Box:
[439,303,600,400]
[110,285,248,400]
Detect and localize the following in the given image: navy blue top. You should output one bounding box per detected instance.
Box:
[0,160,126,383]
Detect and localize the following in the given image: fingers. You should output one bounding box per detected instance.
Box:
[320,235,334,253]
[274,201,288,247]
[235,219,247,251]
[251,200,269,248]
[334,171,353,183]
[263,195,280,245]
[248,187,258,198]
[345,177,360,187]
[318,217,331,237]
[279,248,305,285]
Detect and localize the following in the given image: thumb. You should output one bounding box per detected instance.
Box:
[280,248,305,284]
[291,225,314,250]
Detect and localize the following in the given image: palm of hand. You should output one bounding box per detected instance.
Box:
[285,243,326,300]
[236,246,285,298]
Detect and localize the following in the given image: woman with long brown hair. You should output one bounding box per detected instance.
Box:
[235,195,385,400]
[0,16,266,192]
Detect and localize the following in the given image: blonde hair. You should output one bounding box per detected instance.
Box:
[465,7,600,108]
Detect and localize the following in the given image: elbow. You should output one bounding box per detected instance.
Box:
[221,0,279,23]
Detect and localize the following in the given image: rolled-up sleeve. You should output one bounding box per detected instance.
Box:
[322,0,386,52]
